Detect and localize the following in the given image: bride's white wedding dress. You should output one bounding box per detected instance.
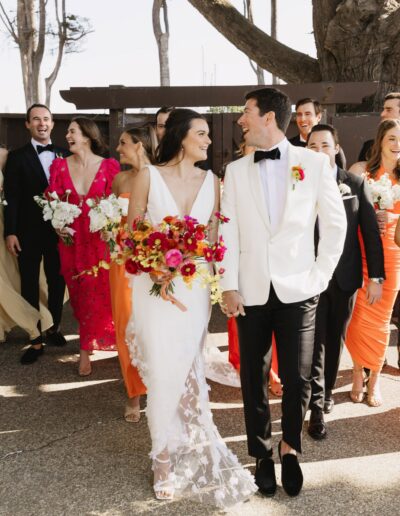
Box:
[126,165,256,508]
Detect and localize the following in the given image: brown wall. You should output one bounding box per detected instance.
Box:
[0,111,380,172]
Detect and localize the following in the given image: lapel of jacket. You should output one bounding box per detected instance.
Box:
[336,167,348,185]
[247,153,271,232]
[272,143,301,235]
[24,142,49,186]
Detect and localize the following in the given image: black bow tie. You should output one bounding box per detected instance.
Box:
[37,144,54,155]
[254,148,281,162]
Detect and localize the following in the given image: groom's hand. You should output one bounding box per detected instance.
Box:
[221,290,246,318]
[6,235,21,256]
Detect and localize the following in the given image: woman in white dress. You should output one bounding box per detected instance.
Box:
[0,146,52,342]
[126,109,256,508]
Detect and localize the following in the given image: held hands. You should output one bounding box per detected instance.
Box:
[220,290,246,318]
[6,235,21,256]
[366,281,383,305]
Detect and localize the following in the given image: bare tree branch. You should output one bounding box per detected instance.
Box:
[0,3,19,42]
[152,0,170,86]
[187,0,321,83]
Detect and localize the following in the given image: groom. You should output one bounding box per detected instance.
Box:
[220,88,347,497]
[4,104,68,364]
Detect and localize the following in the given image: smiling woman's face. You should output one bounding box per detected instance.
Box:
[381,126,400,162]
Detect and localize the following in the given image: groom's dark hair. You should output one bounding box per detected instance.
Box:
[26,103,52,122]
[245,87,292,133]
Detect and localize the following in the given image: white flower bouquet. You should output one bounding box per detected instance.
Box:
[86,194,129,251]
[367,173,400,210]
[34,190,81,245]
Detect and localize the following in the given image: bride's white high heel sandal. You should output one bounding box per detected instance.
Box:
[153,456,175,500]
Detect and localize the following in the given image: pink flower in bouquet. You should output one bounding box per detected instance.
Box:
[165,249,183,268]
[181,261,196,277]
[147,231,168,250]
[215,212,230,224]
[213,236,226,261]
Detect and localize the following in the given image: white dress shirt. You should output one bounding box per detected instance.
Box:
[31,138,55,182]
[258,137,289,233]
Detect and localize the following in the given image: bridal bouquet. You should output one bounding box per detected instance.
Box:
[34,190,81,245]
[86,194,129,251]
[119,214,227,309]
[367,173,400,210]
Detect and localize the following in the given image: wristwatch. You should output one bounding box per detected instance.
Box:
[369,277,384,284]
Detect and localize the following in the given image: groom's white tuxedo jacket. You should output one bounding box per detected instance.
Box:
[220,142,347,305]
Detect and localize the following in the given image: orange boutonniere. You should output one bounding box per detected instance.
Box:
[292,165,305,190]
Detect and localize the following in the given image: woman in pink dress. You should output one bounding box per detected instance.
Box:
[47,117,119,375]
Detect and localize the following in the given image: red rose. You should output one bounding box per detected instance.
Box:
[125,259,139,275]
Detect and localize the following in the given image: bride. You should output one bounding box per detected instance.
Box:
[126,109,256,508]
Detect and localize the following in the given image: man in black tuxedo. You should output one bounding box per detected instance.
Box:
[306,124,385,439]
[290,97,346,168]
[289,98,322,148]
[357,92,400,162]
[3,104,68,364]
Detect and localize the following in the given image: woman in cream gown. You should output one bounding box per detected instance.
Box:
[0,147,52,342]
[125,110,256,508]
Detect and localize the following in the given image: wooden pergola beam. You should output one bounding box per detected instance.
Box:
[60,82,378,110]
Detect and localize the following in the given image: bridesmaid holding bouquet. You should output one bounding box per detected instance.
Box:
[48,117,119,375]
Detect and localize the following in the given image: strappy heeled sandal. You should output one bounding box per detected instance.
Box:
[367,372,383,407]
[153,456,175,500]
[349,367,365,403]
[124,399,141,423]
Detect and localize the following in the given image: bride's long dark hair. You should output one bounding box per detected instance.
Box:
[156,109,207,165]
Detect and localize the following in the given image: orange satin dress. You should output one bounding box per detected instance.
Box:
[109,193,146,398]
[228,318,280,385]
[345,167,400,372]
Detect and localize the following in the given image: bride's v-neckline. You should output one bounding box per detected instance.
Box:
[151,165,209,218]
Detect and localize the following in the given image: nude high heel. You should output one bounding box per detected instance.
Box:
[367,372,383,407]
[349,367,365,403]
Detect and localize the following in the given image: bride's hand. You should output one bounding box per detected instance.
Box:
[376,210,388,235]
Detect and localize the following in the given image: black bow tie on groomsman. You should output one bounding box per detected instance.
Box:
[254,148,281,162]
[36,144,54,154]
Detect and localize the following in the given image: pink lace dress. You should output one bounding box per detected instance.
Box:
[47,157,119,351]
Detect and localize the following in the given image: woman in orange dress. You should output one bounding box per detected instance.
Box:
[110,125,157,422]
[346,119,400,406]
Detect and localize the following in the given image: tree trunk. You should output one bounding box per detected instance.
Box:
[270,0,278,84]
[189,0,400,107]
[313,0,400,107]
[152,0,170,86]
[244,0,264,85]
[16,0,46,107]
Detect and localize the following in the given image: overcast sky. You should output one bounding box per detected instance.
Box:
[0,0,314,113]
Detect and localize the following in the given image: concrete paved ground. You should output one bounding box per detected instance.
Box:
[0,303,399,516]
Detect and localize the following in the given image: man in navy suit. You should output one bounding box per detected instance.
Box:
[4,104,68,364]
